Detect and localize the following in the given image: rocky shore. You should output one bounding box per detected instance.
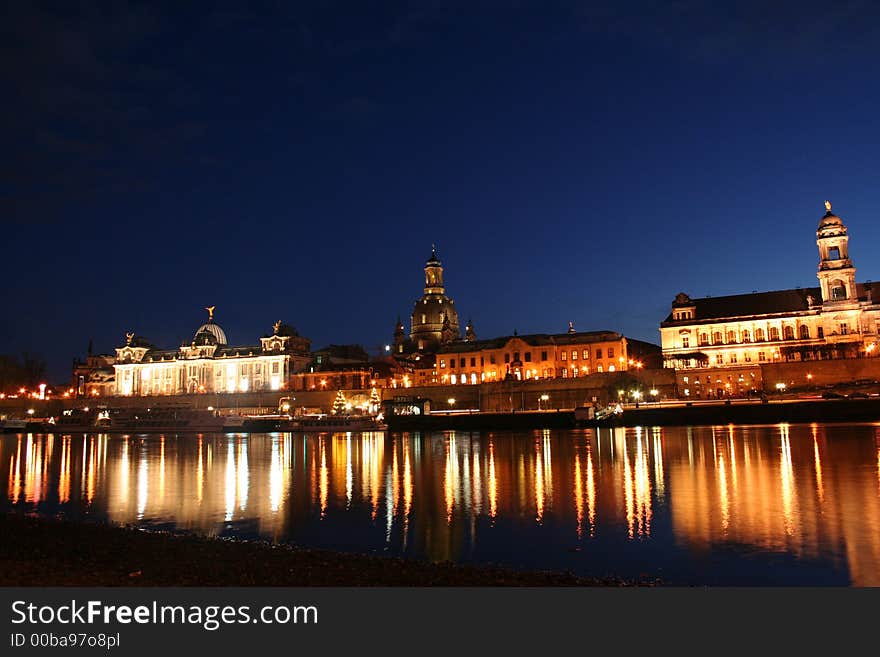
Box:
[0,514,645,586]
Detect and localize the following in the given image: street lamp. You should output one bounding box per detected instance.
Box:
[447,397,456,410]
[539,393,549,410]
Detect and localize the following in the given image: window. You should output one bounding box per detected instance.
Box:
[596,349,602,359]
[715,354,723,365]
[699,333,708,346]
[607,348,614,359]
[727,330,737,343]
[758,352,766,362]
[799,325,810,339]
[504,353,510,363]
[769,327,780,341]
[480,357,484,366]
[561,351,567,361]
[829,246,840,260]
[490,355,496,364]
[742,329,751,343]
[840,323,849,335]
[422,314,426,323]
[571,350,577,360]
[513,352,520,362]
[608,365,616,372]
[440,359,446,368]
[470,357,476,367]
[561,368,568,378]
[683,376,689,384]
[597,365,603,373]
[713,331,723,344]
[541,351,548,361]
[745,352,751,362]
[756,328,766,341]
[525,352,532,362]
[831,282,847,300]
[818,327,824,338]
[730,353,737,363]
[682,336,690,348]
[583,349,589,360]
[272,362,279,374]
[460,358,466,367]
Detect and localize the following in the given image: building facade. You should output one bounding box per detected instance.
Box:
[113,310,311,396]
[432,328,657,386]
[660,202,880,397]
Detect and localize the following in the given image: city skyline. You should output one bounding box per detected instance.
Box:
[5,2,880,381]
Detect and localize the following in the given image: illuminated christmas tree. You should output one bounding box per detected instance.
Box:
[332,390,347,415]
[369,387,381,414]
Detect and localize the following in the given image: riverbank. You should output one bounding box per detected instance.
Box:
[0,514,644,586]
[386,398,880,430]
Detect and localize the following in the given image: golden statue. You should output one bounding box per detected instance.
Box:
[205,305,215,321]
[125,332,134,346]
[273,320,282,334]
[825,200,832,212]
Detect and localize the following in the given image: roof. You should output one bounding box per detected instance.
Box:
[662,287,829,324]
[437,330,625,354]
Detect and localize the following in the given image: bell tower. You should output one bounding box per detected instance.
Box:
[816,200,857,305]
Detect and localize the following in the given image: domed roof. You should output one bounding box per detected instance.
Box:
[425,245,441,266]
[818,200,845,230]
[194,322,227,345]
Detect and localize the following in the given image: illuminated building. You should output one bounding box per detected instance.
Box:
[113,309,311,396]
[395,247,462,353]
[660,201,880,395]
[434,326,659,385]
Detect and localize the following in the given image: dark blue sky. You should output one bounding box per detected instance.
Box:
[4,1,880,381]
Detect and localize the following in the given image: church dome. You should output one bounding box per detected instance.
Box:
[818,200,844,230]
[194,322,227,345]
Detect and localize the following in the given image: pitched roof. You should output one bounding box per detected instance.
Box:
[437,330,625,353]
[662,287,828,324]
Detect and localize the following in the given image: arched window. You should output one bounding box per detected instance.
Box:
[756,327,765,341]
[831,279,847,300]
[727,330,737,343]
[742,329,751,342]
[799,325,810,339]
[713,331,723,344]
[769,327,780,341]
[784,325,795,340]
[699,332,708,345]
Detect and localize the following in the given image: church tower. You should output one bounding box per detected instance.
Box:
[816,200,857,305]
[410,246,460,351]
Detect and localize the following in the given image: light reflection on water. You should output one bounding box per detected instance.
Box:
[3,424,880,585]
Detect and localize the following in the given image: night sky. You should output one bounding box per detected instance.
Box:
[4,1,880,381]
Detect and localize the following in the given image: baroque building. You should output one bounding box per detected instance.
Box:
[660,201,880,396]
[431,327,659,386]
[394,247,461,353]
[113,308,311,396]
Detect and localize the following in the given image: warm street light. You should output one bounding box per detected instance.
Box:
[447,397,456,409]
[539,393,549,410]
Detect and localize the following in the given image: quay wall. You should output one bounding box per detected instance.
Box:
[1,370,678,417]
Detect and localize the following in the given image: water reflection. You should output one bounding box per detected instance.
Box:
[4,424,880,585]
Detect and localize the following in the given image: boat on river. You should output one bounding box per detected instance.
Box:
[289,414,387,433]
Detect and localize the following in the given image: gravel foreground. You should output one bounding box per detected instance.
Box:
[0,513,652,586]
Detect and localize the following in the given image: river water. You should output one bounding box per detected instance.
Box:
[3,423,879,585]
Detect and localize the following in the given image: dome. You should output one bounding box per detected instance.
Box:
[818,200,844,230]
[425,246,441,266]
[194,322,227,345]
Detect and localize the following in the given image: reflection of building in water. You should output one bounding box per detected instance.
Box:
[666,424,880,585]
[4,425,880,584]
